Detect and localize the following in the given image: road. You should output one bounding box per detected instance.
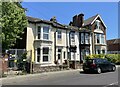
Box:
[1,66,119,86]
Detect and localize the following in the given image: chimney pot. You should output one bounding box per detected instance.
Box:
[50,16,57,22]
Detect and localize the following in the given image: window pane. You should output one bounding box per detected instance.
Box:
[37,48,40,54]
[98,50,100,54]
[81,33,84,44]
[37,56,40,62]
[71,32,75,39]
[101,34,104,44]
[57,30,62,39]
[43,26,49,33]
[58,35,61,39]
[43,47,49,54]
[96,34,100,43]
[58,49,61,52]
[43,34,49,39]
[57,30,61,34]
[38,34,40,39]
[43,56,48,61]
[85,33,89,44]
[38,26,41,32]
[58,54,61,59]
[64,52,65,59]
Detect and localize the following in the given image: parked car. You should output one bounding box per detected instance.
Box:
[83,58,116,74]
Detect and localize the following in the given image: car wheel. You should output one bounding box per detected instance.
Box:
[112,66,116,71]
[97,67,101,74]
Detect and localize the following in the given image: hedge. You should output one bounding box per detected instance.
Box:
[85,54,120,65]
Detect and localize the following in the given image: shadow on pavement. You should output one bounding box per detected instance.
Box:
[79,71,97,74]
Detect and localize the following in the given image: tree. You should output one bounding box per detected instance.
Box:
[0,1,28,52]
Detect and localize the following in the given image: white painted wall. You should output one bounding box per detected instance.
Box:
[69,31,80,61]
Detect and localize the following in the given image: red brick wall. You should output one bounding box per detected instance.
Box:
[0,55,8,74]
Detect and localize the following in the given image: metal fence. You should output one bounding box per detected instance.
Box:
[7,49,26,69]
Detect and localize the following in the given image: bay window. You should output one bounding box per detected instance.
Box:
[80,33,90,44]
[95,33,105,44]
[37,26,50,40]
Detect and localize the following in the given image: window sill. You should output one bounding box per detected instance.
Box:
[35,39,53,42]
[35,62,52,64]
[95,43,106,46]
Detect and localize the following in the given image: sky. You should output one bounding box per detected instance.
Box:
[22,2,118,40]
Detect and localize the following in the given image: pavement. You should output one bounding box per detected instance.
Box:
[1,68,83,80]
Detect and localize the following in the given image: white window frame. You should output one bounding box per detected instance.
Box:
[96,20,100,29]
[70,31,75,40]
[96,33,101,44]
[43,26,50,40]
[36,47,42,64]
[85,33,89,44]
[81,33,84,44]
[101,34,105,44]
[37,26,41,39]
[42,47,49,62]
[57,29,62,39]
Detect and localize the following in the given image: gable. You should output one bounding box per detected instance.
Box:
[91,15,107,29]
[91,19,106,35]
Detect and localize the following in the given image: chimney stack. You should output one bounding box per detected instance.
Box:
[72,15,78,27]
[72,13,84,27]
[78,13,84,27]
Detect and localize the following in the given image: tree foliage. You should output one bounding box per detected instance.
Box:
[0,1,28,51]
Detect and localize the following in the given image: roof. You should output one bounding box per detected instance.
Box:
[27,16,42,22]
[27,16,65,29]
[83,14,107,28]
[107,38,120,51]
[107,38,120,44]
[27,16,81,31]
[27,15,101,32]
[83,14,98,26]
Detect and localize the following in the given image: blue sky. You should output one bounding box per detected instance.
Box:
[22,2,118,40]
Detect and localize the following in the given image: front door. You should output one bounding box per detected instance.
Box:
[58,49,62,65]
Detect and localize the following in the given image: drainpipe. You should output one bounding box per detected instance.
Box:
[54,29,57,64]
[69,30,71,68]
[79,32,81,63]
[66,29,69,68]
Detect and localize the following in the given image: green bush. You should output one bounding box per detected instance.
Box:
[86,54,120,65]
